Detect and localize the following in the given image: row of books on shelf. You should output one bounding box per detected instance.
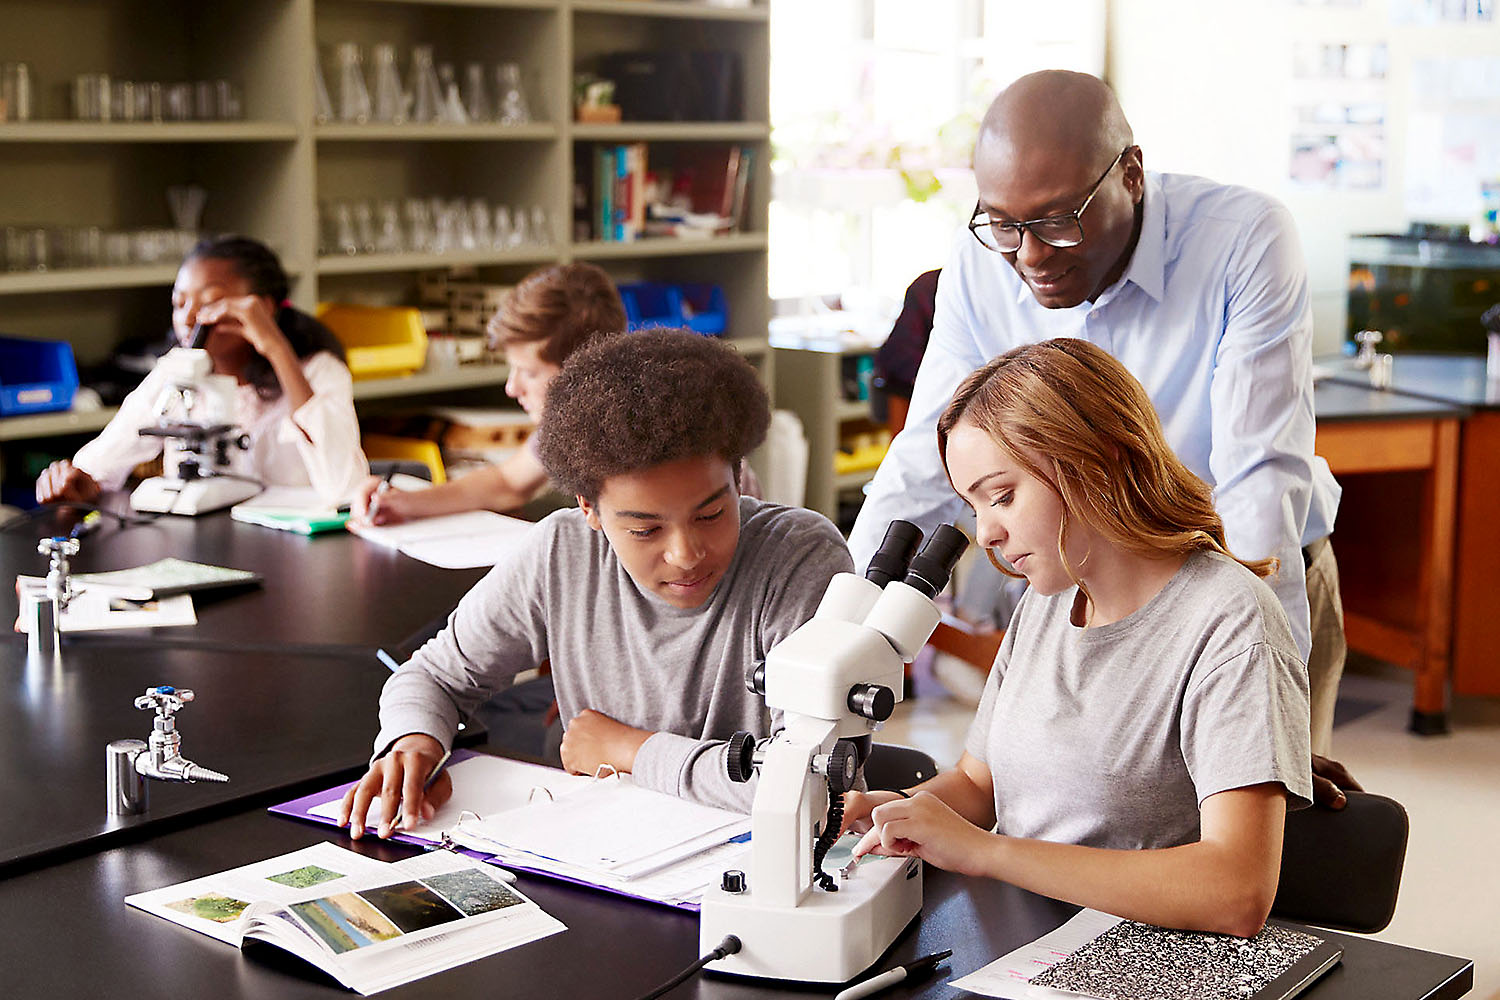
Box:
[581,142,754,243]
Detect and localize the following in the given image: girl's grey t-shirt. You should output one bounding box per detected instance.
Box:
[376,496,853,811]
[965,550,1312,850]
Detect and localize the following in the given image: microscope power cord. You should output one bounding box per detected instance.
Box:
[812,774,844,892]
[631,934,741,1000]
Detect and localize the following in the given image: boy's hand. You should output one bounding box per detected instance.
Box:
[337,733,450,839]
[560,709,652,776]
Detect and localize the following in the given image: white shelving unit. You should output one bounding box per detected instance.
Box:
[0,0,771,494]
[773,345,883,522]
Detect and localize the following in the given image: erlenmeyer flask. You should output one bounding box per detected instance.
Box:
[336,42,372,124]
[470,199,493,247]
[495,63,531,125]
[438,63,467,125]
[376,200,404,253]
[408,45,443,124]
[463,63,491,124]
[334,203,359,255]
[509,205,530,247]
[493,205,514,249]
[313,55,334,124]
[372,44,406,124]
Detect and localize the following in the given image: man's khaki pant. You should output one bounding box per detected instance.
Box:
[1304,537,1346,757]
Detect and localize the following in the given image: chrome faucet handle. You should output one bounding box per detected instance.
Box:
[133,685,195,721]
[37,535,80,608]
[1354,329,1383,367]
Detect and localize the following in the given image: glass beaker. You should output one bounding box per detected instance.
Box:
[336,42,372,124]
[1,63,33,122]
[495,63,531,125]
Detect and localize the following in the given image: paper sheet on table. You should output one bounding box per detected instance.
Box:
[951,908,1123,999]
[15,578,197,632]
[309,754,591,841]
[460,778,748,874]
[349,510,534,569]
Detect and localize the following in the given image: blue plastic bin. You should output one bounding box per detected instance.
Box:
[0,336,80,417]
[617,282,728,336]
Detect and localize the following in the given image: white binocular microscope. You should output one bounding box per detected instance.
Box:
[700,520,967,984]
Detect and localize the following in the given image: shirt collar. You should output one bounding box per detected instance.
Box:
[1116,172,1166,304]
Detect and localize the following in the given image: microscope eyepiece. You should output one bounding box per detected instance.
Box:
[865,520,923,588]
[902,523,968,598]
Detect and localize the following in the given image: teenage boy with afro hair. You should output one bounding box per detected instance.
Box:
[341,330,853,834]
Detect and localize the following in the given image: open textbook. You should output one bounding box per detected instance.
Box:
[274,751,751,910]
[952,907,1342,1000]
[126,842,564,995]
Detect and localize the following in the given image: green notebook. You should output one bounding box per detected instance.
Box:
[229,507,351,535]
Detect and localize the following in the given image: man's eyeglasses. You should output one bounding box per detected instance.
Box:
[968,146,1132,254]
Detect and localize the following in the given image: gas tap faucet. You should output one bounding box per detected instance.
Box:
[107,685,229,816]
[25,536,79,662]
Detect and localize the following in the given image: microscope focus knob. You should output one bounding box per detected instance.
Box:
[847,683,895,722]
[726,731,756,783]
[826,740,859,795]
[746,660,766,695]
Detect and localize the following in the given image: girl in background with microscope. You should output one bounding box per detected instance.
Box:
[844,338,1312,937]
[35,235,367,506]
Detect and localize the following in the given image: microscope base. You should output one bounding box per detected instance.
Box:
[130,476,261,516]
[699,854,922,983]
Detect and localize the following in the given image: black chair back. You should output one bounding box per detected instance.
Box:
[863,743,938,792]
[1271,790,1408,933]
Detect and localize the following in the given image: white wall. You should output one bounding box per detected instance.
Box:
[1108,1,1500,354]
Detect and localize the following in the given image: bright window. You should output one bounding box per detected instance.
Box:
[769,0,1107,306]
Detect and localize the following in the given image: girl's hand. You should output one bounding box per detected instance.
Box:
[36,460,101,505]
[851,792,997,877]
[193,294,289,358]
[838,789,906,837]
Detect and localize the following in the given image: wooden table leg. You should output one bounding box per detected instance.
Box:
[1410,418,1460,735]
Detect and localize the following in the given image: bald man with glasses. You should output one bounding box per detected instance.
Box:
[851,70,1350,772]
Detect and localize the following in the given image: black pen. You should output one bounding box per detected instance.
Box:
[833,950,952,1000]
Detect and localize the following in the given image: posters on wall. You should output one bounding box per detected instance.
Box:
[1404,56,1500,222]
[1289,42,1388,189]
[1391,0,1493,24]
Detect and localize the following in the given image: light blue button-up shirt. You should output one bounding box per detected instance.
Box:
[849,172,1340,659]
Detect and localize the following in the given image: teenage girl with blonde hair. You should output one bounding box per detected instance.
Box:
[844,337,1311,937]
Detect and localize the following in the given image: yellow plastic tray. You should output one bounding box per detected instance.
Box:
[317,303,429,380]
